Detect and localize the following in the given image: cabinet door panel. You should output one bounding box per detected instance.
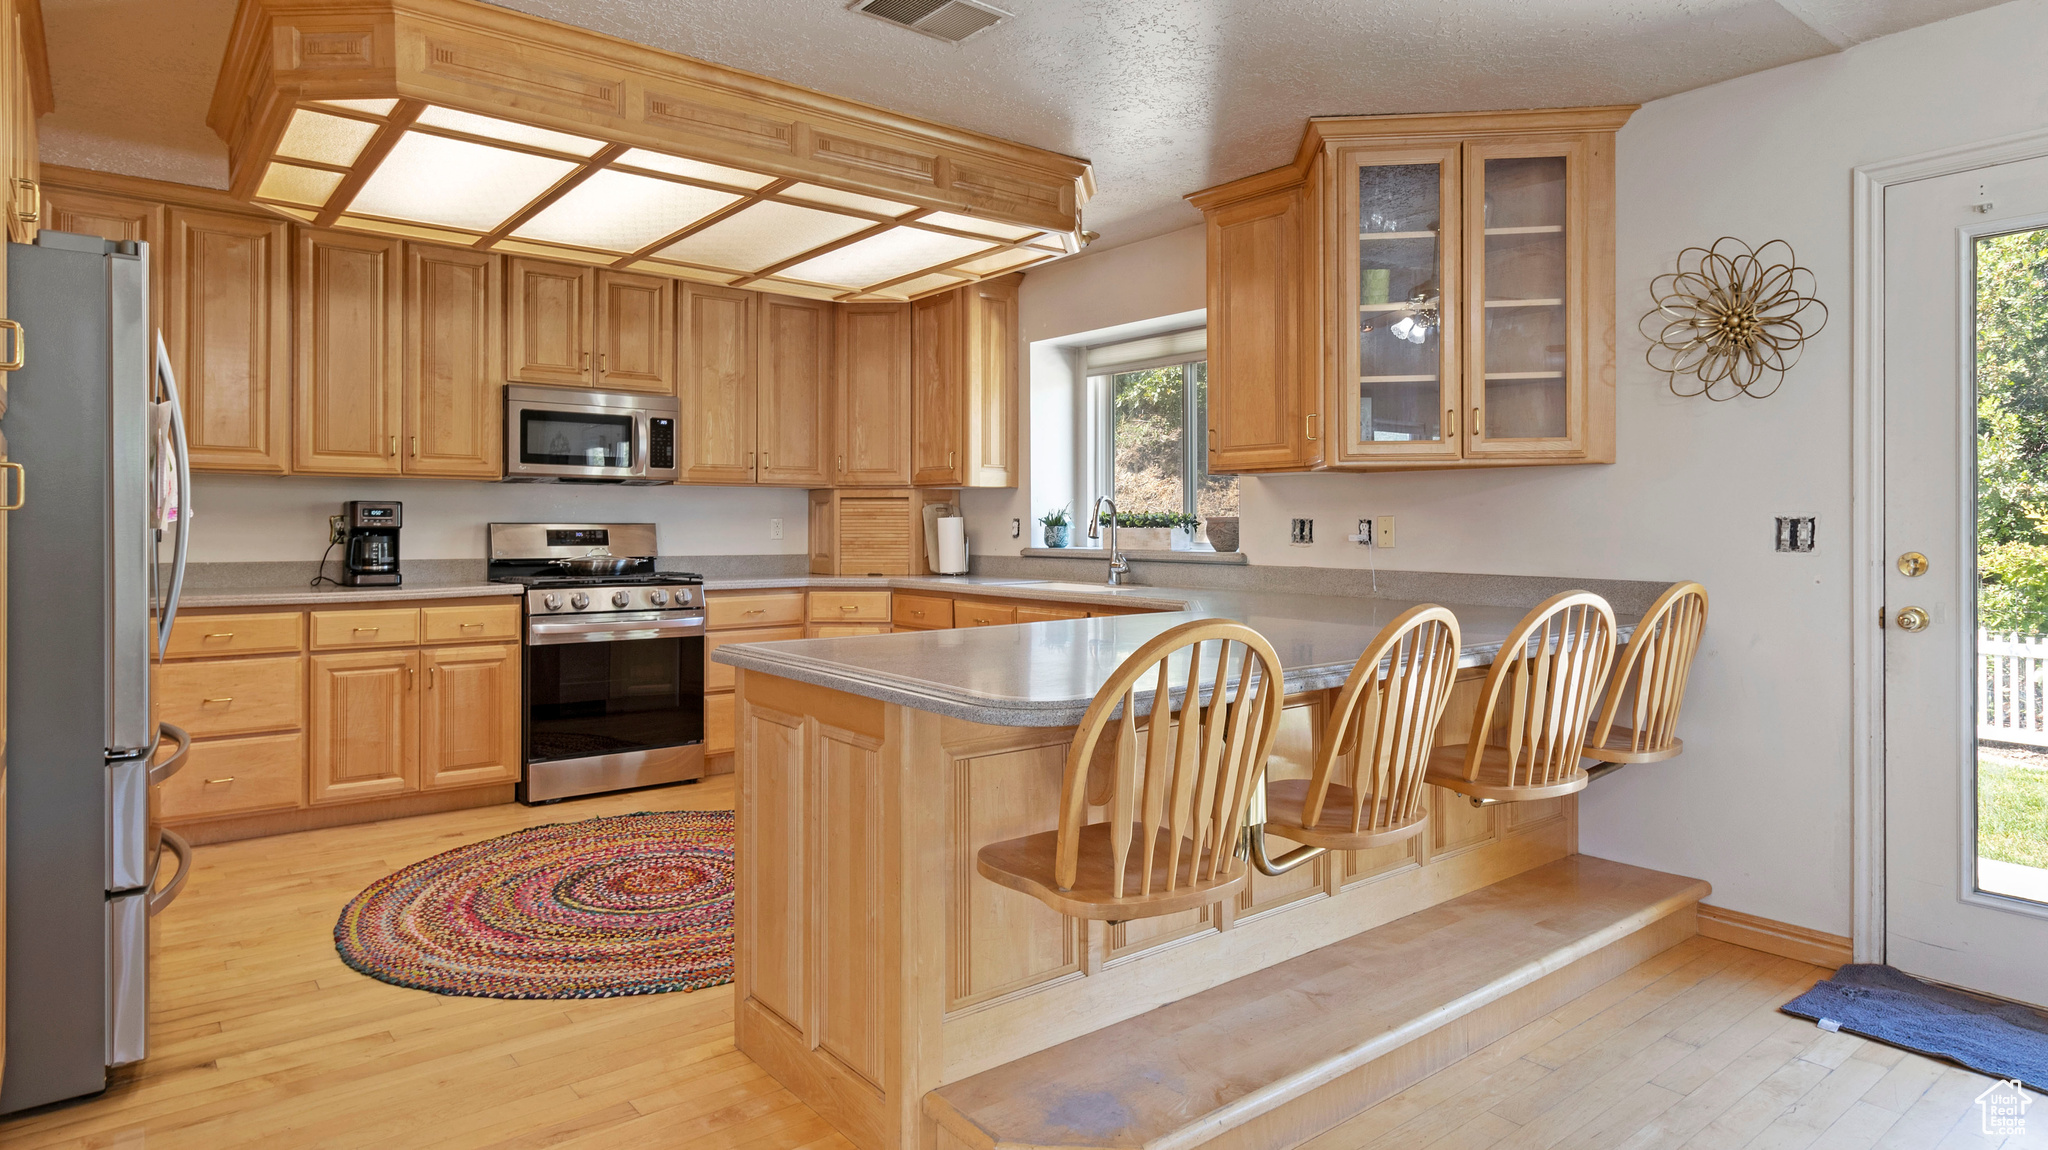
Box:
[309,649,418,804]
[508,258,593,387]
[295,229,404,475]
[420,644,520,790]
[1207,187,1315,472]
[168,208,291,472]
[595,271,674,393]
[836,302,910,485]
[911,288,964,486]
[40,187,163,332]
[756,294,831,486]
[677,283,755,483]
[965,277,1018,487]
[406,246,502,477]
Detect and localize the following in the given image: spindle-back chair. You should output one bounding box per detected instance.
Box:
[1586,582,1708,764]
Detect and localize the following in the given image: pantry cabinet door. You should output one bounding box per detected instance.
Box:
[910,287,965,486]
[677,282,755,483]
[420,644,520,790]
[508,257,593,387]
[835,302,911,486]
[594,270,674,393]
[756,294,831,486]
[167,208,291,473]
[309,649,418,804]
[405,245,502,478]
[294,229,404,475]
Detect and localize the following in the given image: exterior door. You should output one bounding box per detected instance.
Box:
[1884,153,2048,1006]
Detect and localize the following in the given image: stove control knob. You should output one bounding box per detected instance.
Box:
[542,593,562,612]
[569,592,590,611]
[612,590,632,609]
[649,589,669,606]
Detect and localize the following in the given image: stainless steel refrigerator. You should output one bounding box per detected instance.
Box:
[1,231,193,1113]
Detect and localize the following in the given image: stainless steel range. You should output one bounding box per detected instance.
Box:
[488,522,705,803]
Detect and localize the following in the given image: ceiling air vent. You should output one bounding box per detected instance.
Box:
[850,0,1011,44]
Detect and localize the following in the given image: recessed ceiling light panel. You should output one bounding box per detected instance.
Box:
[350,132,579,233]
[849,0,1010,44]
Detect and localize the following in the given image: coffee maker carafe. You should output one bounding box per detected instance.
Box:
[341,500,402,587]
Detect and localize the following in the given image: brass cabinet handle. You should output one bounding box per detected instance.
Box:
[1306,412,1319,442]
[1472,406,1481,439]
[743,608,765,616]
[948,449,956,469]
[203,631,235,640]
[410,436,418,458]
[203,776,236,786]
[353,626,380,633]
[600,352,608,375]
[0,319,22,371]
[910,609,924,617]
[429,665,438,688]
[1447,407,1457,440]
[460,621,484,630]
[407,666,415,689]
[838,454,845,474]
[388,435,397,457]
[839,604,858,612]
[202,696,234,705]
[0,461,23,511]
[582,351,591,373]
[13,177,38,225]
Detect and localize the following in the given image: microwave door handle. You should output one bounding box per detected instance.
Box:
[155,333,191,658]
[635,415,650,478]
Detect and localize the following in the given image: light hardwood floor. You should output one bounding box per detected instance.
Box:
[0,784,2022,1150]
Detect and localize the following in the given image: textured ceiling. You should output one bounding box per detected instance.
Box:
[36,0,2012,248]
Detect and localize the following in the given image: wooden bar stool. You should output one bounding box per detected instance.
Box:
[1586,581,1708,767]
[976,619,1287,921]
[1254,605,1463,874]
[1425,591,1616,803]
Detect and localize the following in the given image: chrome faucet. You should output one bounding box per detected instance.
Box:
[1089,496,1131,586]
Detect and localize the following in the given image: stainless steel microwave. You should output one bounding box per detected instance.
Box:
[504,384,679,484]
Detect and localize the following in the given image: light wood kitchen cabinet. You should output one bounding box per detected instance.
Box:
[38,185,161,330]
[156,654,304,739]
[911,276,1018,487]
[167,207,292,473]
[507,257,592,387]
[294,228,404,475]
[158,732,304,821]
[755,294,832,486]
[405,245,502,478]
[309,648,419,804]
[419,643,520,790]
[2,0,44,251]
[677,282,756,482]
[595,270,673,393]
[1189,107,1628,473]
[836,302,911,486]
[910,288,964,486]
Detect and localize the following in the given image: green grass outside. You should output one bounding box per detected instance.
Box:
[1978,758,2048,869]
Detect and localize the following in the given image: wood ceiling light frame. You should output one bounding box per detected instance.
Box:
[208,0,1095,301]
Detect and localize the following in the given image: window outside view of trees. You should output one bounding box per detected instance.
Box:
[1974,226,2048,904]
[1107,360,1239,526]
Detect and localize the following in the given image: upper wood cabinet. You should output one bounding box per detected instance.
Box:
[1188,107,1629,473]
[405,245,502,479]
[836,302,911,486]
[294,229,404,476]
[510,258,675,394]
[911,276,1019,488]
[755,295,832,487]
[166,207,292,473]
[677,282,756,483]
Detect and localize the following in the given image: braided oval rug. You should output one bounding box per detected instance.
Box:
[335,809,734,999]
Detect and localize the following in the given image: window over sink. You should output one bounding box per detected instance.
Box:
[1086,328,1239,536]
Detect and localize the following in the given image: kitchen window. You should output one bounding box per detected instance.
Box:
[1087,329,1239,528]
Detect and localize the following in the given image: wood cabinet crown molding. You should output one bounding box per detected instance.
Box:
[205,0,1091,303]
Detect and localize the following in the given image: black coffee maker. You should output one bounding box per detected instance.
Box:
[341,500,402,587]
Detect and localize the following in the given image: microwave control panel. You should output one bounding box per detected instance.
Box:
[650,418,675,470]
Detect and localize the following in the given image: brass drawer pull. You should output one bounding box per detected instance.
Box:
[0,461,23,511]
[13,177,38,225]
[202,696,234,705]
[0,319,22,371]
[839,604,859,612]
[743,608,765,616]
[460,622,485,630]
[1306,412,1319,441]
[353,626,380,633]
[204,632,236,640]
[204,776,236,786]
[910,609,924,617]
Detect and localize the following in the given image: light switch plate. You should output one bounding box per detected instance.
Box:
[1290,518,1314,546]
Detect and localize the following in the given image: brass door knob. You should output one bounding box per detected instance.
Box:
[1895,606,1931,632]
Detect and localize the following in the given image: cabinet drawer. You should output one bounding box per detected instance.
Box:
[420,602,521,644]
[708,592,806,629]
[953,599,1018,628]
[164,612,303,659]
[809,591,890,622]
[159,731,304,821]
[892,593,954,629]
[1016,602,1088,623]
[706,626,805,692]
[156,656,304,737]
[310,608,421,649]
[706,692,734,755]
[808,624,890,638]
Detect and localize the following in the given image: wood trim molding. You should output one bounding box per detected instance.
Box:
[18,0,54,114]
[41,164,262,216]
[168,783,515,846]
[1696,904,1853,968]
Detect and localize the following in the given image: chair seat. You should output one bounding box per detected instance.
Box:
[1582,727,1683,765]
[1424,743,1589,801]
[977,823,1249,921]
[1263,778,1427,850]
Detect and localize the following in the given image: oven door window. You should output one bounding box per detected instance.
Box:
[526,634,703,762]
[520,408,636,469]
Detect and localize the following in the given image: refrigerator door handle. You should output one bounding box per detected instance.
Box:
[148,722,190,787]
[155,333,191,658]
[147,829,192,918]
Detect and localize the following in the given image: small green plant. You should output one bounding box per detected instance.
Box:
[1097,509,1199,530]
[1038,506,1069,527]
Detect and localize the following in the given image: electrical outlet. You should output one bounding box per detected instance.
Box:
[769,518,784,540]
[1374,516,1396,549]
[329,515,348,546]
[1289,518,1314,546]
[1350,519,1375,546]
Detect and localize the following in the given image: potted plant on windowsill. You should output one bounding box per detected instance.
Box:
[1039,507,1070,548]
[1098,510,1200,550]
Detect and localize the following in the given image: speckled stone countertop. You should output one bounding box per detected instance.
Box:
[713,582,1638,728]
[178,580,525,608]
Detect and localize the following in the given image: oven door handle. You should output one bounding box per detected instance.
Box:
[528,615,707,645]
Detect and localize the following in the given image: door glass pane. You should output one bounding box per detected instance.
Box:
[1974,225,2048,905]
[1112,365,1185,514]
[1356,163,1443,443]
[1480,155,1569,440]
[1190,361,1239,520]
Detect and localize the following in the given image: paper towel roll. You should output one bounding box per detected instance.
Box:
[935,516,969,575]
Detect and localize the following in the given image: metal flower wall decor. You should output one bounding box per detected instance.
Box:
[1639,237,1827,401]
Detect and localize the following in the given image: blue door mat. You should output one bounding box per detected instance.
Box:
[1780,964,2048,1090]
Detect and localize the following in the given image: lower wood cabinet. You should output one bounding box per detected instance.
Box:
[158,731,305,822]
[420,644,522,791]
[309,648,418,804]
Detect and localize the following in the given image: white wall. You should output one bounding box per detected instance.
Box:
[993,0,2048,936]
[188,474,810,563]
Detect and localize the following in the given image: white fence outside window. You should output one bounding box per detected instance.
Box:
[1980,629,2048,747]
